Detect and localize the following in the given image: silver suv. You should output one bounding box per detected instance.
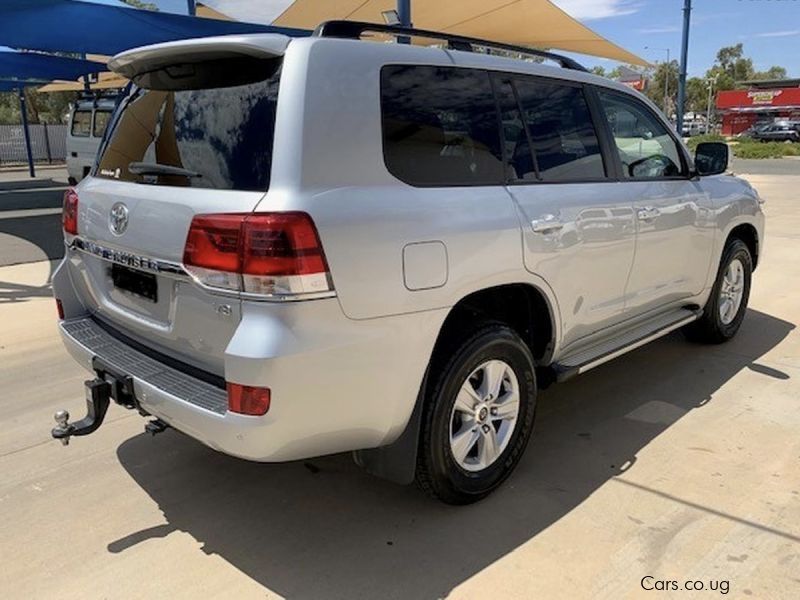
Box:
[51,22,764,504]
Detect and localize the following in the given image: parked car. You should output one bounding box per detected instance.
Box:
[51,22,764,504]
[66,96,116,185]
[737,122,770,139]
[751,121,800,143]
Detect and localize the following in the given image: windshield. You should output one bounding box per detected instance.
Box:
[95,58,282,191]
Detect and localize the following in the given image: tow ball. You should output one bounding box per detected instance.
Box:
[52,378,112,445]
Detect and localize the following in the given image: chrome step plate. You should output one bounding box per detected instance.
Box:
[553,308,702,381]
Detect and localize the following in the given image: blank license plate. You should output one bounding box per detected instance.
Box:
[111,264,158,302]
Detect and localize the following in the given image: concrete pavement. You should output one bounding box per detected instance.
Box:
[0,169,798,599]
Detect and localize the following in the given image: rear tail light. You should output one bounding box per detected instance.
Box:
[62,188,79,235]
[55,298,64,320]
[227,383,271,416]
[183,212,333,299]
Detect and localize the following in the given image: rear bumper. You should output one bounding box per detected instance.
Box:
[59,317,277,459]
[57,303,446,462]
[54,239,447,462]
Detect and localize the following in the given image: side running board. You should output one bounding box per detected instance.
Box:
[552,307,702,382]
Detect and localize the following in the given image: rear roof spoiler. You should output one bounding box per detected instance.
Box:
[108,34,291,79]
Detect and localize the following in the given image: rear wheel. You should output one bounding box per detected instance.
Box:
[685,238,752,344]
[416,323,537,504]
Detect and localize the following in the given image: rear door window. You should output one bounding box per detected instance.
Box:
[95,58,282,191]
[380,65,505,187]
[71,110,92,137]
[511,78,606,182]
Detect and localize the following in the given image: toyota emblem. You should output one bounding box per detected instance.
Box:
[109,202,129,236]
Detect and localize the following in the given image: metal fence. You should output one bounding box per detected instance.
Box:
[0,123,67,165]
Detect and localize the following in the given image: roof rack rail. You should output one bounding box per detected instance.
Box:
[313,20,588,72]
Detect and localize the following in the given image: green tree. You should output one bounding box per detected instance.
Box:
[753,66,787,81]
[121,0,159,10]
[0,88,77,125]
[716,44,754,79]
[590,66,607,77]
[685,77,709,114]
[644,60,679,114]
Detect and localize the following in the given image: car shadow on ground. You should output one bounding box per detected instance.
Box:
[0,213,64,269]
[0,176,65,191]
[0,177,67,269]
[112,309,794,599]
[0,177,65,210]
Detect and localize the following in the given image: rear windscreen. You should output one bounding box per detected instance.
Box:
[95,58,282,191]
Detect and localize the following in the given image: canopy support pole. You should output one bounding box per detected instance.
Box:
[676,0,692,135]
[397,0,411,26]
[18,88,35,178]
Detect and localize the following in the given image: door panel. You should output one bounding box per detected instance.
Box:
[495,76,636,349]
[625,180,712,311]
[510,184,636,348]
[595,89,715,315]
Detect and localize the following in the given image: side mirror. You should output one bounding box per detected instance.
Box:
[694,142,729,176]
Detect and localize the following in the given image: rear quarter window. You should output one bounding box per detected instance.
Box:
[380,65,505,187]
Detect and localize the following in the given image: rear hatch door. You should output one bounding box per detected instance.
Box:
[68,36,289,375]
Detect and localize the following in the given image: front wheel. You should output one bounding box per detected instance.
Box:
[415,324,537,504]
[685,238,752,344]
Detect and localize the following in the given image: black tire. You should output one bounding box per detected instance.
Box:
[685,238,752,344]
[415,323,537,504]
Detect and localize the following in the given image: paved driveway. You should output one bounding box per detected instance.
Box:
[0,167,798,599]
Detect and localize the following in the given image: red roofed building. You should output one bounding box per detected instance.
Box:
[717,79,800,135]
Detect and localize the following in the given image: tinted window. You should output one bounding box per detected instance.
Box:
[96,59,281,191]
[71,110,91,137]
[513,79,605,182]
[495,80,537,181]
[598,90,686,179]
[93,110,111,138]
[381,66,504,186]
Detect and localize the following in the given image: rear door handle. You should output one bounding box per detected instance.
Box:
[531,214,563,234]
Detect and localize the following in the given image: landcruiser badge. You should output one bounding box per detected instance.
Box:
[109,202,129,236]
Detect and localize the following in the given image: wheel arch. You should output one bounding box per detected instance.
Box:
[353,281,559,485]
[429,283,558,369]
[725,222,759,270]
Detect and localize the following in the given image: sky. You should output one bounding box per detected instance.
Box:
[150,0,800,78]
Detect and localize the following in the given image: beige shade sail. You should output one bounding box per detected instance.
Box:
[274,0,648,67]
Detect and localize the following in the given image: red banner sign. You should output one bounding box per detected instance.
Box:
[717,87,800,109]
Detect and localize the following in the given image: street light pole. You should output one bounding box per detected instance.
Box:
[676,0,692,135]
[706,75,718,134]
[664,48,670,116]
[17,87,35,179]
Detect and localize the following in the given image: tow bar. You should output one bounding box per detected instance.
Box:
[51,357,168,445]
[52,379,112,445]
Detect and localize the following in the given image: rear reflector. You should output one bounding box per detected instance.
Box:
[63,188,79,235]
[183,212,333,298]
[55,298,64,320]
[227,383,271,416]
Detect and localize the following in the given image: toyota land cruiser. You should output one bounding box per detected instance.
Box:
[51,22,765,504]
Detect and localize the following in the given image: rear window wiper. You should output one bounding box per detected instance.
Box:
[128,162,201,178]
